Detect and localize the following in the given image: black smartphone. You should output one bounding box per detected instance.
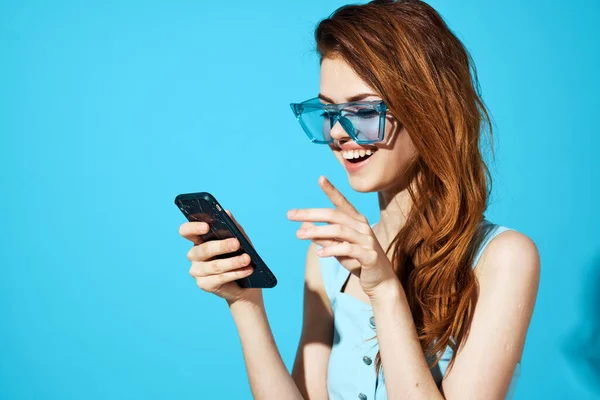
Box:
[174,192,277,289]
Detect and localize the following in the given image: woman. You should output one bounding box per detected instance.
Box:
[179,1,540,399]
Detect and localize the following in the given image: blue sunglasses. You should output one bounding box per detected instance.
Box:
[290,97,388,144]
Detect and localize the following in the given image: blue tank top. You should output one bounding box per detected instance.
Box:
[319,220,521,400]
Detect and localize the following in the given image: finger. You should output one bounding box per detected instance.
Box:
[307,235,356,266]
[179,222,210,244]
[195,266,254,292]
[189,253,252,277]
[225,209,253,245]
[299,221,315,229]
[297,224,372,247]
[300,222,337,247]
[316,242,378,267]
[337,257,361,270]
[318,176,363,220]
[287,208,366,233]
[187,237,240,261]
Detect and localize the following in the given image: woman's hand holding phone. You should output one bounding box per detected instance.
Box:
[179,210,263,305]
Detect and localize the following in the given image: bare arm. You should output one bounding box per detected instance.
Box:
[291,242,334,400]
[180,215,304,400]
[371,230,540,399]
[229,242,334,400]
[229,298,304,400]
[440,231,540,398]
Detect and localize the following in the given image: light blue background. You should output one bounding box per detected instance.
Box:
[1,0,598,399]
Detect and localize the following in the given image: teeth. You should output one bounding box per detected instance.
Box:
[341,149,376,159]
[341,150,356,159]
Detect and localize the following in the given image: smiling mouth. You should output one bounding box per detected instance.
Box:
[341,148,377,163]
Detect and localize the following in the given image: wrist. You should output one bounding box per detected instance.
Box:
[227,294,268,331]
[227,291,265,311]
[368,277,403,306]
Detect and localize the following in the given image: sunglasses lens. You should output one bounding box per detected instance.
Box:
[297,108,333,143]
[344,106,383,142]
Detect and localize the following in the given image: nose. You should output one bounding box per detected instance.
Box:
[330,119,350,141]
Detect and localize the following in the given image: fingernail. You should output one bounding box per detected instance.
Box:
[316,247,324,256]
[229,239,238,250]
[297,228,307,237]
[288,209,297,218]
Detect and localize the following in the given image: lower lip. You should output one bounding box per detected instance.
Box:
[343,153,374,172]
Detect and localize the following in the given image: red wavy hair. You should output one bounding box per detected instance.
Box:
[315,0,495,373]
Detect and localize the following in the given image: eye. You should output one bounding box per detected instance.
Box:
[346,108,378,119]
[357,109,378,118]
[319,109,336,118]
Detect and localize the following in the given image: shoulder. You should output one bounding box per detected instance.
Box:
[477,228,540,275]
[475,228,540,301]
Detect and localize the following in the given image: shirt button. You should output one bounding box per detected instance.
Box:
[369,316,376,328]
[358,394,368,400]
[363,355,372,365]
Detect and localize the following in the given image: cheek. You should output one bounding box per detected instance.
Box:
[395,132,417,160]
[378,131,417,175]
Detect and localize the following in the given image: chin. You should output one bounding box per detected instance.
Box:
[332,153,379,193]
[346,171,381,193]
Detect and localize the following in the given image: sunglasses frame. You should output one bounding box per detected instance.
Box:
[290,97,388,144]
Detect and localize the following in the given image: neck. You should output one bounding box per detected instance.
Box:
[375,184,413,253]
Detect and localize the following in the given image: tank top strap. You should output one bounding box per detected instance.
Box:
[472,220,515,268]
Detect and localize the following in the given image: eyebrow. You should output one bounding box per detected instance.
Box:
[318,92,379,103]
